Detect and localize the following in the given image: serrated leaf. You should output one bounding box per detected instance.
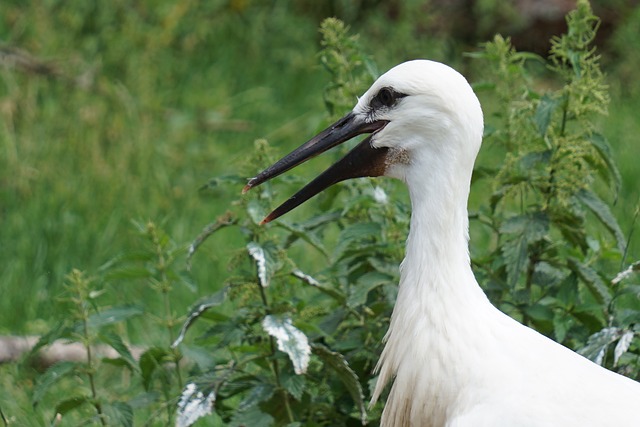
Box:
[262,315,310,375]
[567,257,612,305]
[30,322,73,357]
[32,361,78,407]
[333,222,382,262]
[139,347,171,391]
[173,287,228,348]
[277,221,329,257]
[312,344,366,424]
[535,94,561,136]
[587,133,622,195]
[282,373,306,401]
[500,212,549,239]
[230,406,274,427]
[524,303,554,322]
[247,242,280,287]
[176,382,216,427]
[54,396,89,416]
[501,236,528,288]
[98,331,138,372]
[579,327,621,365]
[576,189,626,253]
[500,213,549,287]
[291,270,346,303]
[238,383,274,412]
[348,271,391,308]
[614,330,634,366]
[87,305,144,329]
[518,150,552,170]
[103,401,133,427]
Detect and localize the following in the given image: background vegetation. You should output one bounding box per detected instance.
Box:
[1,0,639,425]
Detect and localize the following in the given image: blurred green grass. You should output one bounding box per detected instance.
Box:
[1,0,638,335]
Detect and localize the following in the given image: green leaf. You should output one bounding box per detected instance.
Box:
[587,133,622,195]
[312,344,366,425]
[103,401,134,427]
[525,303,555,321]
[54,396,89,416]
[104,266,152,281]
[282,373,306,401]
[173,287,228,348]
[98,331,139,373]
[348,271,392,308]
[87,305,144,329]
[238,383,274,412]
[139,347,171,391]
[500,212,549,239]
[127,392,160,409]
[30,322,72,357]
[575,189,626,253]
[535,94,561,136]
[500,213,549,287]
[262,315,311,375]
[567,257,612,305]
[333,222,382,262]
[32,361,78,407]
[277,221,329,257]
[291,269,346,304]
[230,406,274,427]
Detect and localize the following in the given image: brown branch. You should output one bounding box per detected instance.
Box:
[0,336,144,369]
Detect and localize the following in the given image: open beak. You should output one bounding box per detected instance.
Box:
[243,112,390,224]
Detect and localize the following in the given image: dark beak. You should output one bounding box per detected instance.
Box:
[243,112,390,224]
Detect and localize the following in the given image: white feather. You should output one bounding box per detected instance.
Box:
[345,60,640,427]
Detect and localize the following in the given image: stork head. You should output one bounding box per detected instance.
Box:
[243,60,484,223]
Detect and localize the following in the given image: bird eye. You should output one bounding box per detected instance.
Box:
[376,87,395,107]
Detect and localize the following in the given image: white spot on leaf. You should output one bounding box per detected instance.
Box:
[247,242,269,287]
[176,382,215,427]
[614,330,634,366]
[262,315,311,375]
[372,186,388,204]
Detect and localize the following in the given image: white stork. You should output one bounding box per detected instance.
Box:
[244,60,640,426]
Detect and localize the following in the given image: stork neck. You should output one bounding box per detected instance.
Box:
[404,156,474,278]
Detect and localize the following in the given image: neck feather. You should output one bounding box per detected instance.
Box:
[371,135,491,411]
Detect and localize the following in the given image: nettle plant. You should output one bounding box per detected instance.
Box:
[468,0,640,375]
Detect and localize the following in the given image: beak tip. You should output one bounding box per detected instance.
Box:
[242,180,256,194]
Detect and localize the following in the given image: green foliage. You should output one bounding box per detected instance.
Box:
[318,18,378,119]
[470,0,640,375]
[27,224,193,425]
[31,269,142,425]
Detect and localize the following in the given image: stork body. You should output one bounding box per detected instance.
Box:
[245,60,640,426]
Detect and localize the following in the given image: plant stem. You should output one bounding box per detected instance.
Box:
[149,223,183,389]
[255,268,295,423]
[82,306,106,426]
[0,404,8,426]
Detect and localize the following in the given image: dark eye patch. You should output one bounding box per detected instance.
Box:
[371,87,407,110]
